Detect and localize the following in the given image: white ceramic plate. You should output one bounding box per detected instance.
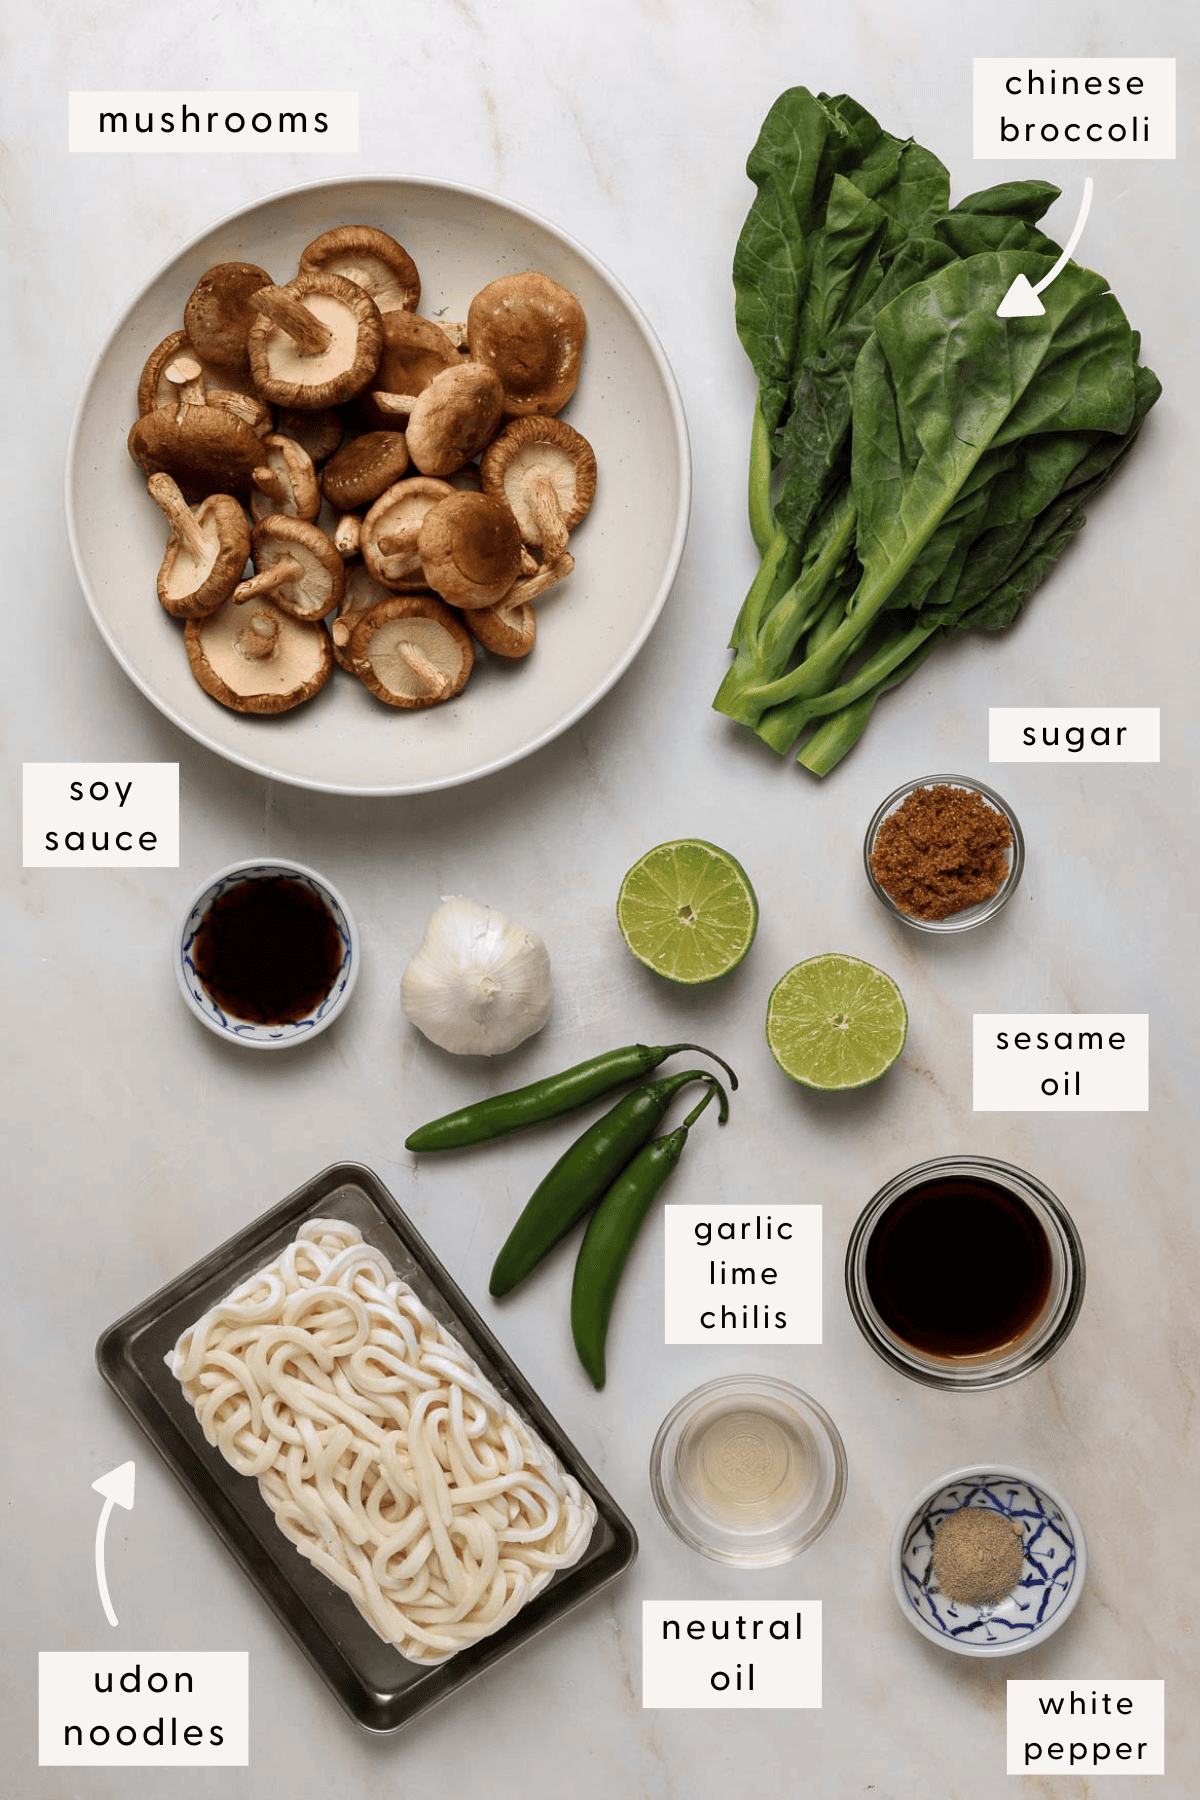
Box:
[67,176,691,796]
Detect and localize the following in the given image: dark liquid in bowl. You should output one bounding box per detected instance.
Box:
[192,877,344,1024]
[864,1175,1052,1357]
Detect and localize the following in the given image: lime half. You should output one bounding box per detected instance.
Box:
[766,954,907,1089]
[617,839,758,984]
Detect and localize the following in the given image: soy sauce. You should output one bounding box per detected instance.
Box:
[864,1174,1052,1357]
[192,877,343,1025]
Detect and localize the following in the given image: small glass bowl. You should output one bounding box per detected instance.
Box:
[891,1465,1086,1657]
[845,1156,1085,1391]
[650,1375,847,1566]
[863,773,1025,933]
[174,858,359,1050]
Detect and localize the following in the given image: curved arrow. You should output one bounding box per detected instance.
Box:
[997,178,1094,317]
[92,1462,136,1628]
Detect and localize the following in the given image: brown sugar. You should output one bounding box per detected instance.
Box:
[932,1506,1025,1607]
[870,785,1012,921]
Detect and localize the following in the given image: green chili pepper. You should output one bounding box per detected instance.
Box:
[571,1081,725,1389]
[488,1070,729,1298]
[405,1041,737,1153]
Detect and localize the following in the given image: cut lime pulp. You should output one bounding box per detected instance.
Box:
[616,839,758,984]
[766,954,907,1089]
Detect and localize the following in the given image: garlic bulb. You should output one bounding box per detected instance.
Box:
[401,896,553,1055]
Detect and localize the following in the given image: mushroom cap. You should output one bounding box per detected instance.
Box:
[183,262,274,377]
[185,596,333,714]
[355,311,460,430]
[347,594,474,709]
[321,431,411,511]
[465,594,537,659]
[247,515,346,620]
[404,362,505,477]
[330,563,396,670]
[478,416,597,549]
[128,403,265,498]
[249,432,321,524]
[247,273,383,409]
[157,493,252,619]
[360,476,457,588]
[274,406,345,465]
[417,492,523,610]
[466,272,586,417]
[136,330,256,417]
[298,225,421,315]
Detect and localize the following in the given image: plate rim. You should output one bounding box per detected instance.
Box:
[65,172,692,797]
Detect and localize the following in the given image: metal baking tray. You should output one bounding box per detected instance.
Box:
[96,1162,637,1732]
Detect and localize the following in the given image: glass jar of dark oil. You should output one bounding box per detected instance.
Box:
[845,1157,1085,1390]
[864,1173,1052,1357]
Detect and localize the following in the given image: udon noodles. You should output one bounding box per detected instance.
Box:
[168,1218,596,1663]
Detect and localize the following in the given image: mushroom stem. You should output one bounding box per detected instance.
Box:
[232,557,306,603]
[509,551,575,604]
[399,641,451,696]
[165,354,207,410]
[334,514,362,557]
[146,472,210,562]
[234,611,283,659]
[527,464,571,564]
[252,466,291,505]
[250,285,334,356]
[370,390,418,417]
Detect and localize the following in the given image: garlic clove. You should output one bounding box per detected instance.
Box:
[401,896,552,1055]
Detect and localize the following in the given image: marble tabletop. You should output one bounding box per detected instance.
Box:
[6,1,1197,1795]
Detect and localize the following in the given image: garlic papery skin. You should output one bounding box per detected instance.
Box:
[401,896,553,1055]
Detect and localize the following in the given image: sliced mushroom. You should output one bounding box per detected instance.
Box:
[185,595,333,713]
[402,362,505,477]
[147,473,251,619]
[330,563,395,669]
[466,272,586,416]
[360,476,457,588]
[231,516,345,621]
[321,431,410,511]
[247,273,383,409]
[274,406,345,465]
[355,311,460,430]
[298,225,421,315]
[347,594,473,708]
[248,433,321,524]
[183,262,274,376]
[128,401,264,498]
[417,492,523,610]
[466,594,537,659]
[479,416,596,562]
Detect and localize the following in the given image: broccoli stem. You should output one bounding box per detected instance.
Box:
[747,394,776,557]
[794,630,945,774]
[715,489,857,722]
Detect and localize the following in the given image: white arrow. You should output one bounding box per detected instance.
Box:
[997,178,1094,317]
[92,1462,136,1628]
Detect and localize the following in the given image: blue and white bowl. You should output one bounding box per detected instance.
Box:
[891,1466,1085,1657]
[174,858,358,1049]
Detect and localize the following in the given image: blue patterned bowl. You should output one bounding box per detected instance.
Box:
[891,1466,1085,1657]
[174,859,359,1049]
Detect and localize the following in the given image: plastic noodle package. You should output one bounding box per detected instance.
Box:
[167,1217,596,1663]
